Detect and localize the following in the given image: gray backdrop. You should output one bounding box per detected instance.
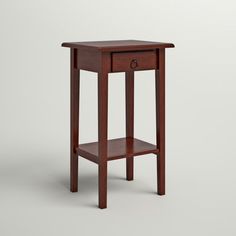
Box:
[0,0,236,235]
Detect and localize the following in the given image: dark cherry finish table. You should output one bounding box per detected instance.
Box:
[62,40,174,209]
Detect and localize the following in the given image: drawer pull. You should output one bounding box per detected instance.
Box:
[130,59,138,69]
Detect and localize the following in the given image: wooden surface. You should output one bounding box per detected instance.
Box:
[112,50,156,72]
[62,40,174,52]
[76,49,101,72]
[77,138,159,164]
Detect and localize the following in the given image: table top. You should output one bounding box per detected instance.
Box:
[61,40,174,52]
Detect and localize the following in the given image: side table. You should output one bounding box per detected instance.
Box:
[62,40,174,209]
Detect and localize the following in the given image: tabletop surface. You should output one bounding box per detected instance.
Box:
[62,40,174,52]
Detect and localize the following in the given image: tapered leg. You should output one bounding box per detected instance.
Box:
[156,49,165,195]
[125,71,134,181]
[98,54,109,209]
[70,49,79,192]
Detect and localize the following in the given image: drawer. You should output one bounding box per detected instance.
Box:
[112,50,156,72]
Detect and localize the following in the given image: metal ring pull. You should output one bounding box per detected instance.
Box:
[130,59,138,69]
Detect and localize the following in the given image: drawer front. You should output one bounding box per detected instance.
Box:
[112,50,156,72]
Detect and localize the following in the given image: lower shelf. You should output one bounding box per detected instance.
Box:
[77,137,159,164]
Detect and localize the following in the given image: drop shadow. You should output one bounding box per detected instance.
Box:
[0,152,156,208]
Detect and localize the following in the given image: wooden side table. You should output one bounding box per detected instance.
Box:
[62,40,174,209]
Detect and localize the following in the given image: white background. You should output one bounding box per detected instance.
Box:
[0,0,236,235]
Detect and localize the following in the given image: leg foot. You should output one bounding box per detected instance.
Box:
[99,163,107,209]
[157,154,165,195]
[70,154,78,192]
[126,157,134,181]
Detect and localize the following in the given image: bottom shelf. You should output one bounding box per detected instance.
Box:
[77,137,159,163]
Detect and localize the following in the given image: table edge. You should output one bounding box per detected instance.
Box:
[61,42,175,51]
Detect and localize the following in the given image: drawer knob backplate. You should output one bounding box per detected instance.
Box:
[130,59,138,69]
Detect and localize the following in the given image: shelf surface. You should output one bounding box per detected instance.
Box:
[77,137,159,163]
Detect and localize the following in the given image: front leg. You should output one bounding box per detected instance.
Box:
[70,48,79,192]
[156,49,165,195]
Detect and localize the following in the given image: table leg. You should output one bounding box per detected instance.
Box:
[156,49,165,195]
[70,49,79,192]
[125,71,134,181]
[98,64,108,209]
